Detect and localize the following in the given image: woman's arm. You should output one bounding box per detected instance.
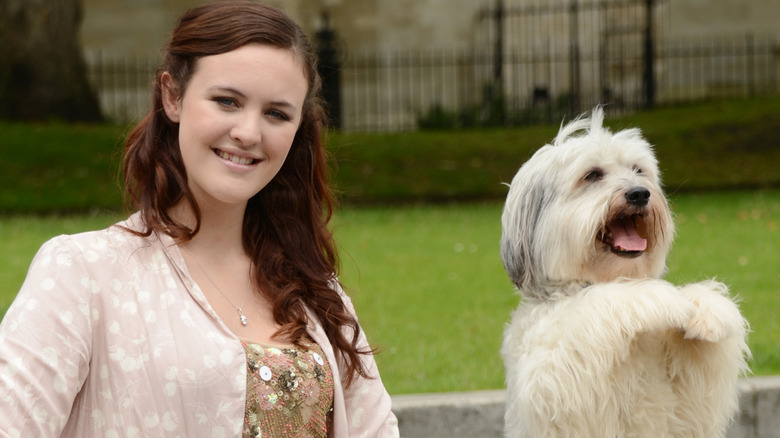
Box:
[334,287,399,437]
[0,236,94,436]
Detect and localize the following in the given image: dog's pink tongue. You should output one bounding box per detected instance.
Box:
[611,217,647,251]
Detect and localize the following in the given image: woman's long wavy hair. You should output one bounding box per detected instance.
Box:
[123,1,371,386]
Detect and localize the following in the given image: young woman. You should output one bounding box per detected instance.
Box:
[0,2,398,437]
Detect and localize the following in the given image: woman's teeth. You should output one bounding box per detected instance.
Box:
[215,149,255,165]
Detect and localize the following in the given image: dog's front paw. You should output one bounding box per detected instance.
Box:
[662,290,699,332]
[684,305,730,342]
[680,282,743,343]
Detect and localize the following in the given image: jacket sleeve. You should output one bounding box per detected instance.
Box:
[335,285,400,438]
[0,236,94,437]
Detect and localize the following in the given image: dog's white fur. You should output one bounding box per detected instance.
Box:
[500,108,750,438]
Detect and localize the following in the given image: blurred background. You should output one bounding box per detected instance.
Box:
[3,0,778,129]
[1,0,779,396]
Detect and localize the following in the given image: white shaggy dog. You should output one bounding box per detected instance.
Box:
[500,108,750,438]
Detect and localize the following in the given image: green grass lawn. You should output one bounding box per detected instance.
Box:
[3,96,780,213]
[664,190,780,376]
[2,190,778,394]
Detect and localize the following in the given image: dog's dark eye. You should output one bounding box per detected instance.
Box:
[633,165,643,174]
[584,168,603,182]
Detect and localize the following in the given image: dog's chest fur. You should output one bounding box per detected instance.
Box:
[611,332,687,433]
[503,297,718,437]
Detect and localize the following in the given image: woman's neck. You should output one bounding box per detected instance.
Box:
[170,199,247,257]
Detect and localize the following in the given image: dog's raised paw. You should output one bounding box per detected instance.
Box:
[679,282,742,343]
[683,300,730,343]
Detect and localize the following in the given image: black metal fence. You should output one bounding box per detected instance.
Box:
[336,38,777,131]
[85,51,158,124]
[662,34,778,103]
[471,0,665,123]
[85,1,778,131]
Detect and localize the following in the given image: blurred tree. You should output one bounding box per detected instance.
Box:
[0,0,102,122]
[316,12,341,129]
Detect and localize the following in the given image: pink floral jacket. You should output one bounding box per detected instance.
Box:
[0,213,398,437]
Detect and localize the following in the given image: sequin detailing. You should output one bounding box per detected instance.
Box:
[242,337,334,438]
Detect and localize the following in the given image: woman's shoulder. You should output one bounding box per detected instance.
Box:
[35,212,162,265]
[328,278,356,310]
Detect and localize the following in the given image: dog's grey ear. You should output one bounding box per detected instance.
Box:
[500,173,551,294]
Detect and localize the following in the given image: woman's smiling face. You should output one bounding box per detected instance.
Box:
[162,43,309,209]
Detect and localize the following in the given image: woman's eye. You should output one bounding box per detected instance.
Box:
[214,97,238,108]
[267,109,290,121]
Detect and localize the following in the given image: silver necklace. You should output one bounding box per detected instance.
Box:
[181,246,250,326]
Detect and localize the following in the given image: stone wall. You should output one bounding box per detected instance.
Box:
[392,376,780,438]
[80,0,779,56]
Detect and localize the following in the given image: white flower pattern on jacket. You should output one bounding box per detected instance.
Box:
[0,213,398,437]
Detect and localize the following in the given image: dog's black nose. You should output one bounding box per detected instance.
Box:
[625,187,650,206]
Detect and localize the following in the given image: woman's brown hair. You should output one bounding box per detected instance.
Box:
[123,1,371,386]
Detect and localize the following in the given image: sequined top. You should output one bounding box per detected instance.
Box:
[242,337,334,438]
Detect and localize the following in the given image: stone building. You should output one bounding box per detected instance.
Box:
[80,0,779,129]
[81,0,779,54]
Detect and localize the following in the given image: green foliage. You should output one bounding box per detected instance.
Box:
[605,98,780,191]
[2,191,778,393]
[336,192,780,393]
[334,96,780,203]
[1,97,780,213]
[415,87,590,130]
[1,97,778,394]
[665,191,780,377]
[416,104,462,130]
[332,204,512,393]
[0,122,126,213]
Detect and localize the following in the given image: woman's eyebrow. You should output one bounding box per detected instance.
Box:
[209,86,246,97]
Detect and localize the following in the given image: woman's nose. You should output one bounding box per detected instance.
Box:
[230,113,262,146]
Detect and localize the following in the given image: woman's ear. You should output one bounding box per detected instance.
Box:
[161,72,181,123]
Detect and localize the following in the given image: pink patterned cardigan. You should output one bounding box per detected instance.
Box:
[0,213,398,437]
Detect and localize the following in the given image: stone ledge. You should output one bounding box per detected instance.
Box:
[391,376,780,438]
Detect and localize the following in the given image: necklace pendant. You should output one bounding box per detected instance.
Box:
[238,308,248,326]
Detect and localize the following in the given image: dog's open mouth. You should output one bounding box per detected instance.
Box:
[599,214,648,258]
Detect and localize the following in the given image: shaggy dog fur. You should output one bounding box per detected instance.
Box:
[500,108,750,438]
